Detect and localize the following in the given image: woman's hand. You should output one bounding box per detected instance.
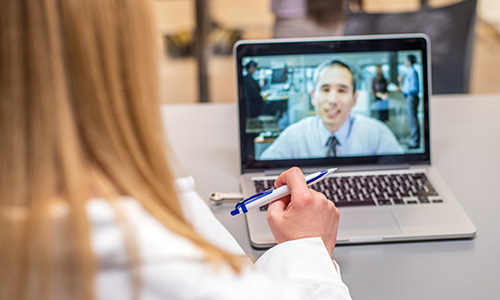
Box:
[266,167,340,255]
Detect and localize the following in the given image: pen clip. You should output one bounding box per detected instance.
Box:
[234,189,273,210]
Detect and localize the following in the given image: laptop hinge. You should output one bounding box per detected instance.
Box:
[263,168,289,176]
[263,164,411,176]
[332,164,411,173]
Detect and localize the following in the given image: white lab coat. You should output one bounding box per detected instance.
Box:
[88,177,352,299]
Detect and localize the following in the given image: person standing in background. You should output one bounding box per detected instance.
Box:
[399,54,420,149]
[271,0,349,38]
[244,60,265,118]
[371,64,389,122]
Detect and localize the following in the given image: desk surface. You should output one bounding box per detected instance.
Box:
[161,94,500,300]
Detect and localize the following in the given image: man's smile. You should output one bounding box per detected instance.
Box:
[325,108,340,119]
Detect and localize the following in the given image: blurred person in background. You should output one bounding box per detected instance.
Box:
[399,54,420,149]
[244,60,265,118]
[271,0,354,38]
[371,64,390,122]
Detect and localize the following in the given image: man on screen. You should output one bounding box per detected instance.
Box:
[260,59,403,160]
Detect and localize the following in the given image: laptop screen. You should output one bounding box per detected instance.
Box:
[235,35,430,172]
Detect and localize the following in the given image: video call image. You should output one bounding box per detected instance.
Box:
[241,50,425,161]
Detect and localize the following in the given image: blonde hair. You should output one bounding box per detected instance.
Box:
[0,0,241,299]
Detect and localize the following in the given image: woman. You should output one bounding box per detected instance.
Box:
[371,64,390,122]
[0,0,351,299]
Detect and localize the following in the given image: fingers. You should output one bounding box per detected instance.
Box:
[274,167,311,204]
[274,167,303,188]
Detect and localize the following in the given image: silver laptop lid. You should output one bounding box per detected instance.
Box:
[234,34,431,174]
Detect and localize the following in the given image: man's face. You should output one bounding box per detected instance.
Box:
[248,65,257,75]
[311,65,358,132]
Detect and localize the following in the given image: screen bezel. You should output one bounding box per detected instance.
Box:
[234,34,431,173]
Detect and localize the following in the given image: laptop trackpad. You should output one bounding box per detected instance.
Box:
[338,208,401,240]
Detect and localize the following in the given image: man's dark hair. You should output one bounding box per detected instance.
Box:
[407,55,417,65]
[313,59,356,94]
[244,60,258,70]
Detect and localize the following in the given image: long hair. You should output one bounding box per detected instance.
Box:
[306,0,347,26]
[0,0,241,299]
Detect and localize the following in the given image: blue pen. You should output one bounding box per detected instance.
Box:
[231,168,337,216]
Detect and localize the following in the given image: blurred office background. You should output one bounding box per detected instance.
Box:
[153,0,500,104]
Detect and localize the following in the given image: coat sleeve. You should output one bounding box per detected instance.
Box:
[89,177,352,300]
[252,237,352,299]
[176,176,352,299]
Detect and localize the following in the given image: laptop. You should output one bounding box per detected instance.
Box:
[234,34,476,248]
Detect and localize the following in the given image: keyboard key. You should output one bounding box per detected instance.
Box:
[418,196,430,204]
[393,198,405,205]
[413,190,439,196]
[259,203,269,211]
[335,199,376,207]
[377,199,392,205]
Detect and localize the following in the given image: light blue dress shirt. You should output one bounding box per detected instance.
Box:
[402,66,419,97]
[259,115,403,160]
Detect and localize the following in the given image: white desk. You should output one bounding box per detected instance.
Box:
[161,94,500,300]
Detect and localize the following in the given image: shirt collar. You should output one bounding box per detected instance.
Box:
[318,115,353,146]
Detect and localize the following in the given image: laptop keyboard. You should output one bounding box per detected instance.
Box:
[254,171,443,211]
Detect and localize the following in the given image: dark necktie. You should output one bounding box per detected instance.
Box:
[326,136,339,157]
